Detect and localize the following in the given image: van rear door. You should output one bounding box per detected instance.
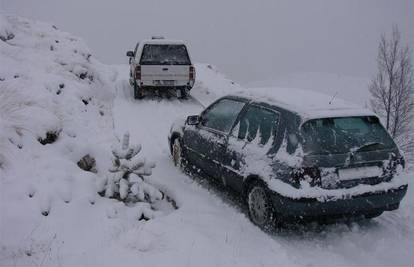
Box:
[139,44,191,85]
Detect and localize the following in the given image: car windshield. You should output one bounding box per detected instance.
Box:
[140,44,191,65]
[301,116,396,155]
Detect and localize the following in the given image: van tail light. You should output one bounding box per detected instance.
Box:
[291,166,321,187]
[135,65,141,80]
[189,65,195,81]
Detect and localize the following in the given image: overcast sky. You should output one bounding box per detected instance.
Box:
[2,0,413,85]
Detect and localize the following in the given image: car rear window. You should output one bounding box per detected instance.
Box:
[301,116,396,155]
[140,44,191,65]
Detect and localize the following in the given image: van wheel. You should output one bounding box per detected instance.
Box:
[179,88,188,99]
[133,81,144,99]
[247,181,275,229]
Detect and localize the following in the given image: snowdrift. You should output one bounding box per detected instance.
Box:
[0,14,163,266]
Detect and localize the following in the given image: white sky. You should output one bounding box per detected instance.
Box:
[2,0,413,85]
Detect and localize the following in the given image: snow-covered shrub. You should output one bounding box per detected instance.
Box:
[99,133,163,205]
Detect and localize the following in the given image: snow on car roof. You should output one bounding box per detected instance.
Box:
[236,87,375,121]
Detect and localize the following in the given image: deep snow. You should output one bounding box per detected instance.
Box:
[1,13,414,267]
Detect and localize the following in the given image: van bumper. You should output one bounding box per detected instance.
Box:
[271,184,408,219]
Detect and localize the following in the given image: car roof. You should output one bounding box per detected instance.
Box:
[225,87,376,121]
[140,39,188,46]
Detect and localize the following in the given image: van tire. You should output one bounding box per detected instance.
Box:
[179,88,188,99]
[133,81,144,99]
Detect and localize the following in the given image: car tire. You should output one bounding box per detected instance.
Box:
[172,137,183,167]
[246,181,275,229]
[133,80,144,99]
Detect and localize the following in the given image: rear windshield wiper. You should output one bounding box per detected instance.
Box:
[355,142,385,152]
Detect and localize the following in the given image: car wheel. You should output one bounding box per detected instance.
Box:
[247,181,274,229]
[133,81,144,99]
[172,138,183,167]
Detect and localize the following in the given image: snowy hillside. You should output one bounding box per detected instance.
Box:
[247,72,371,107]
[1,13,414,267]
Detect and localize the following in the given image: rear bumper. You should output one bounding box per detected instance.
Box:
[129,77,194,90]
[271,184,408,219]
[141,80,193,88]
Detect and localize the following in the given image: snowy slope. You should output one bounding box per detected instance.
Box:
[110,66,414,267]
[1,13,414,267]
[191,63,244,106]
[247,72,371,107]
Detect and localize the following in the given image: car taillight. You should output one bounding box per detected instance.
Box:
[291,166,321,187]
[189,65,195,80]
[384,154,405,176]
[135,65,141,80]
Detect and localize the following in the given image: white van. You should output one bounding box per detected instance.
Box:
[126,37,195,99]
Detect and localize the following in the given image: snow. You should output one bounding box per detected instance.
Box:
[246,72,372,107]
[1,13,414,267]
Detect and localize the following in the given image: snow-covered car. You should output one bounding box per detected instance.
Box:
[126,37,195,99]
[168,91,408,228]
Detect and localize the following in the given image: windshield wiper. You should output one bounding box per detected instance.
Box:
[355,142,385,152]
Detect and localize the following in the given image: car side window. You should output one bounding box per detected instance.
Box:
[233,105,279,145]
[201,99,245,133]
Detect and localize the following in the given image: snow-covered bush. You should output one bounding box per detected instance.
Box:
[98,133,163,205]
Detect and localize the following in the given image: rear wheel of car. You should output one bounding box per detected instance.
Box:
[172,138,182,167]
[133,81,144,99]
[247,181,275,229]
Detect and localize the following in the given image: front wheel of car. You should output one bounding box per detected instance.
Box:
[172,138,183,167]
[247,181,275,229]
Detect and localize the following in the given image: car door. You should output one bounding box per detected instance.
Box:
[182,98,246,180]
[223,103,281,192]
[130,43,140,78]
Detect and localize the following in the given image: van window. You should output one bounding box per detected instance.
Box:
[140,44,191,65]
[234,105,279,145]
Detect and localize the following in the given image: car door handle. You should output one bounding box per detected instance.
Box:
[162,68,168,71]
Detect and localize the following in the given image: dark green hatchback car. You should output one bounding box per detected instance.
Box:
[168,91,408,228]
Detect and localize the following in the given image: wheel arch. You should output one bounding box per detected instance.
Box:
[242,174,267,199]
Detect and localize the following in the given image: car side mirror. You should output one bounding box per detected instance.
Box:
[126,51,134,57]
[187,115,201,125]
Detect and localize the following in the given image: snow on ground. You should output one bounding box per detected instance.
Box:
[1,13,414,267]
[191,63,244,107]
